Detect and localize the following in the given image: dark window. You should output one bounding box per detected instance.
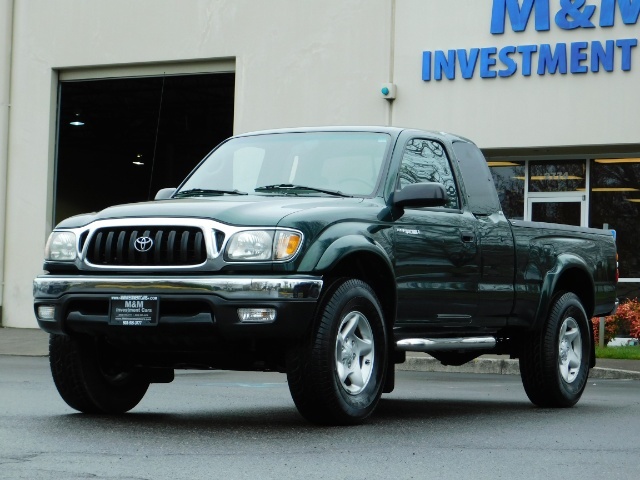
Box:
[589,159,640,278]
[528,160,586,193]
[398,139,459,209]
[55,73,235,223]
[487,160,525,220]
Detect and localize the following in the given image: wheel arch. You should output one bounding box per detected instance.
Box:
[312,237,397,332]
[533,255,596,368]
[534,254,595,331]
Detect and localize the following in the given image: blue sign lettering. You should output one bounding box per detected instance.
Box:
[491,0,550,33]
[434,50,456,80]
[422,39,637,81]
[617,38,638,69]
[517,45,538,75]
[422,51,431,81]
[492,0,640,32]
[498,46,518,76]
[458,49,480,79]
[538,43,568,74]
[570,41,590,72]
[591,40,615,71]
[600,0,640,26]
[423,1,638,82]
[555,0,596,29]
[480,47,499,78]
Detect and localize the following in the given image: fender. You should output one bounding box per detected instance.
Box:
[304,234,395,274]
[532,253,595,332]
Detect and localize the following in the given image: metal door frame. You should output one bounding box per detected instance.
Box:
[526,192,588,227]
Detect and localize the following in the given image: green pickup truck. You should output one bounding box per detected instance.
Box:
[34,127,618,425]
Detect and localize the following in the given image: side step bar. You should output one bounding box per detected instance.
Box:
[396,337,496,352]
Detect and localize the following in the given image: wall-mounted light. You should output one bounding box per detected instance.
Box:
[595,158,640,164]
[132,153,144,166]
[69,113,84,126]
[529,175,583,181]
[487,161,522,167]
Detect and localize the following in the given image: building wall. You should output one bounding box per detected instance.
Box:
[3,0,639,327]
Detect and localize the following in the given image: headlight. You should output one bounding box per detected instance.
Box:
[45,231,77,261]
[226,229,302,262]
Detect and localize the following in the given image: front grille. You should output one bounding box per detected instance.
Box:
[86,226,207,266]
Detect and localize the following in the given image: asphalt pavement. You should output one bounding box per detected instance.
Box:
[2,357,639,480]
[1,326,639,379]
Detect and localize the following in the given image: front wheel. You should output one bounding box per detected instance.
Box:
[49,334,150,414]
[519,292,591,407]
[286,278,388,425]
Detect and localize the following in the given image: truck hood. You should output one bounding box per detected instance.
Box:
[55,195,373,229]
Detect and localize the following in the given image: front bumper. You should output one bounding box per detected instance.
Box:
[34,275,323,341]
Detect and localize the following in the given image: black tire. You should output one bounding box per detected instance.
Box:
[286,278,388,425]
[519,292,591,407]
[49,334,150,414]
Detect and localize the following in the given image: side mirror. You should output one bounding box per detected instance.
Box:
[393,182,448,208]
[154,188,177,200]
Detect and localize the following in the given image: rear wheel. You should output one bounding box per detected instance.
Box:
[49,334,150,414]
[519,292,591,407]
[286,278,387,425]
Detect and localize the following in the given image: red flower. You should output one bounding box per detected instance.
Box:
[592,298,640,345]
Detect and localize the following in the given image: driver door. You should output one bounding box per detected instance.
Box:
[393,138,480,328]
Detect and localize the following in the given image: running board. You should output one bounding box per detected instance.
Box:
[396,337,496,352]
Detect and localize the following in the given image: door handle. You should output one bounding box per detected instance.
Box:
[461,231,476,243]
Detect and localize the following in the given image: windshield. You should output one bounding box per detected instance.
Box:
[177,132,391,197]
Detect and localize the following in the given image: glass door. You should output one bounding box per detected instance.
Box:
[527,194,587,226]
[525,160,588,227]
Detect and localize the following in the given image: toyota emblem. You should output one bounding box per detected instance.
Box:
[134,236,154,253]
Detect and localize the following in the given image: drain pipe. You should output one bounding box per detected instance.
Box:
[0,0,15,324]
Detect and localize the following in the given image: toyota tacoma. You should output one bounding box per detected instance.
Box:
[34,127,618,424]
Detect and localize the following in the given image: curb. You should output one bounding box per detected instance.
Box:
[398,356,640,380]
[589,367,640,380]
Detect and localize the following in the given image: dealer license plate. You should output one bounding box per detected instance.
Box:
[109,295,159,326]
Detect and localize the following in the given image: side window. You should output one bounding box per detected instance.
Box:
[398,139,459,209]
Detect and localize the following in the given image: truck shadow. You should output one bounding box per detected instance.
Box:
[42,396,570,434]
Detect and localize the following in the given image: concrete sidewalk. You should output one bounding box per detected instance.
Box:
[1,327,639,379]
[400,352,640,380]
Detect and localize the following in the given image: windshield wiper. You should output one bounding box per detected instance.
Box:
[174,188,248,197]
[254,184,352,197]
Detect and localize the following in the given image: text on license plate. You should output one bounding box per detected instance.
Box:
[109,295,159,326]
